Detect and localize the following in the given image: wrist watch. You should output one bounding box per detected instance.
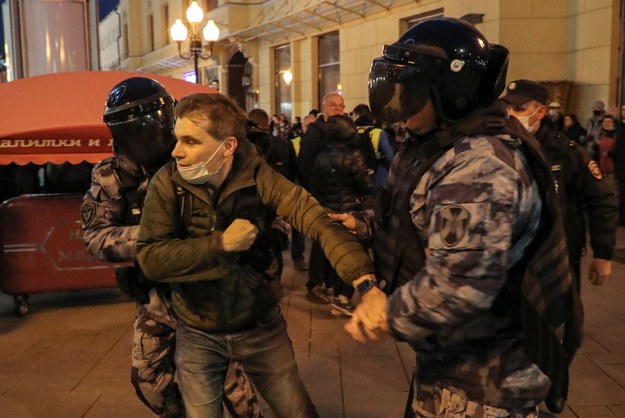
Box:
[356,279,379,296]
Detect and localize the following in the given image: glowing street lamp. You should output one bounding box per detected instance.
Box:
[170,1,220,84]
[282,70,293,85]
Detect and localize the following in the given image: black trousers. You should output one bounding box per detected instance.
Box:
[306,240,354,298]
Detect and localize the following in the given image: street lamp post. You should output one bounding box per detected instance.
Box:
[170,1,220,84]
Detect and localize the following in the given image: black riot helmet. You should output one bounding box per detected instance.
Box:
[103,77,176,170]
[368,17,509,125]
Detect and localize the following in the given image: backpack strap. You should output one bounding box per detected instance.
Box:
[172,165,193,238]
[369,128,383,159]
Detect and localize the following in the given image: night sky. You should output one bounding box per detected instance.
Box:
[99,0,120,19]
[0,0,120,61]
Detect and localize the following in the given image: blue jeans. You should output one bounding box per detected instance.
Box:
[175,306,318,418]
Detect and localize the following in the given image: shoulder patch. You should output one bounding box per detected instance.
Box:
[80,200,97,227]
[439,205,471,247]
[587,160,602,180]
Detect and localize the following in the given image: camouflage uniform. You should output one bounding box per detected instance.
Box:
[413,384,538,418]
[81,155,262,418]
[374,124,550,415]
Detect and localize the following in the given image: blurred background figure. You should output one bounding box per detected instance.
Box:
[288,114,318,272]
[307,115,373,313]
[351,103,395,190]
[562,113,588,145]
[616,109,625,226]
[586,100,607,156]
[545,101,564,132]
[596,114,618,193]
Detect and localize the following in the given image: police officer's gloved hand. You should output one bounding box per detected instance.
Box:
[115,266,151,305]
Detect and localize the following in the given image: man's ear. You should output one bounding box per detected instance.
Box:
[536,104,548,121]
[224,136,238,156]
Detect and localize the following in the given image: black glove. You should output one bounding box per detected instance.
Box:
[115,266,151,305]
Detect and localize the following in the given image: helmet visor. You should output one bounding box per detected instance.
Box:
[108,107,175,168]
[368,57,435,124]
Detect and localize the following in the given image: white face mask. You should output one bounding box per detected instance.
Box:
[516,107,540,133]
[176,141,226,185]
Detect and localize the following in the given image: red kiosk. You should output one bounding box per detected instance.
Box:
[0,71,217,314]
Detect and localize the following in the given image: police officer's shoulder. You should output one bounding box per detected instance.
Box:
[561,136,601,178]
[548,130,569,143]
[91,157,115,182]
[91,157,122,198]
[93,156,114,171]
[553,130,578,148]
[546,130,578,152]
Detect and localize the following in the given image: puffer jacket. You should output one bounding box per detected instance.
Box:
[137,138,374,331]
[309,143,373,212]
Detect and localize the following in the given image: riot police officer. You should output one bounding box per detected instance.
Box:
[81,77,262,418]
[331,18,581,417]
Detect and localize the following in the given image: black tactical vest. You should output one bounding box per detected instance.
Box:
[373,101,582,402]
[114,165,149,227]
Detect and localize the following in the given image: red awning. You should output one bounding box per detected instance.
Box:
[0,71,218,165]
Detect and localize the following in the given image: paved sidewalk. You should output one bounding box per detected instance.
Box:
[0,228,624,417]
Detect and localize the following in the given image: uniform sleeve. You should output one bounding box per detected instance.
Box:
[570,143,618,259]
[136,170,236,283]
[80,165,139,263]
[256,160,375,283]
[387,142,520,347]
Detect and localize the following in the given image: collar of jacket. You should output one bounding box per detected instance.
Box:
[170,137,265,207]
[535,122,558,146]
[354,115,374,126]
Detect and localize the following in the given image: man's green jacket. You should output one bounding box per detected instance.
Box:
[137,138,374,331]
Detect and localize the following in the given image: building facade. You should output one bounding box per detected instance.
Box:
[99,0,623,124]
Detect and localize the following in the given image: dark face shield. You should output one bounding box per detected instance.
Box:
[368,57,435,124]
[107,106,176,169]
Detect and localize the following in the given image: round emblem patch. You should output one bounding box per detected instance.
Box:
[508,82,517,90]
[439,205,471,247]
[450,59,465,72]
[587,160,602,180]
[80,200,97,227]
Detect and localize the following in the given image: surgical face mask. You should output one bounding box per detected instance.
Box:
[515,107,540,133]
[548,109,559,118]
[176,141,226,185]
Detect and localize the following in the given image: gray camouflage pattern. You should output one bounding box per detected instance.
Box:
[412,381,539,418]
[388,135,550,409]
[132,289,183,417]
[81,156,146,262]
